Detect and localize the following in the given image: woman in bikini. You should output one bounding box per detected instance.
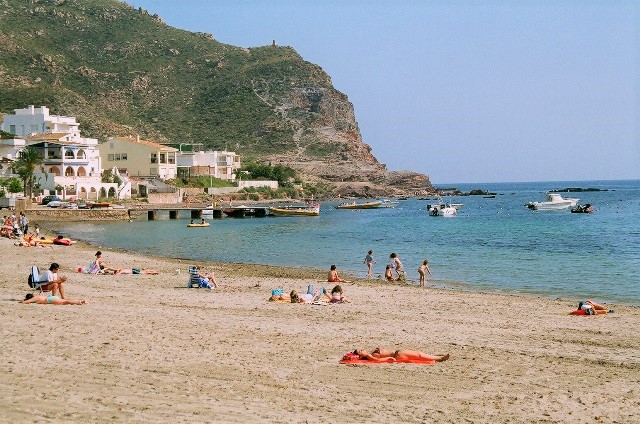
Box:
[354,348,449,362]
[20,293,85,305]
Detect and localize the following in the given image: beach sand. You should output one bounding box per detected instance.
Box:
[1,237,639,423]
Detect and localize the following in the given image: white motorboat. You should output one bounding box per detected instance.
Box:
[379,199,400,208]
[428,201,457,217]
[527,193,579,211]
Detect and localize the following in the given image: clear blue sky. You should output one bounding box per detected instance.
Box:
[128,0,639,183]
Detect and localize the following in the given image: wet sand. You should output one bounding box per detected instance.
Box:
[1,238,639,423]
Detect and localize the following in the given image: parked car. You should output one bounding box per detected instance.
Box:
[41,195,61,205]
[46,200,66,208]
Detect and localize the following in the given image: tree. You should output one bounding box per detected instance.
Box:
[13,148,42,198]
[8,178,22,194]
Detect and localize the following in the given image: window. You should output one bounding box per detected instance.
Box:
[168,154,175,164]
[150,153,157,164]
[160,153,166,164]
[121,153,127,160]
[108,154,114,161]
[9,125,15,134]
[150,167,157,175]
[110,143,114,149]
[115,153,121,161]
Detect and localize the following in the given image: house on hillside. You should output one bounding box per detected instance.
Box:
[1,105,131,199]
[26,133,128,200]
[176,148,240,180]
[1,105,82,138]
[100,136,178,180]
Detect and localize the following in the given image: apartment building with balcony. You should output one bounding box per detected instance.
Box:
[176,149,240,180]
[100,136,178,180]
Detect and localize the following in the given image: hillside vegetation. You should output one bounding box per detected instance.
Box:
[0,0,433,194]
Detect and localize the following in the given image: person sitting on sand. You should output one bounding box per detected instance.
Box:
[578,300,609,315]
[323,285,349,303]
[94,251,119,273]
[20,293,85,305]
[38,263,68,299]
[115,268,159,275]
[384,265,396,281]
[354,348,449,362]
[328,265,350,283]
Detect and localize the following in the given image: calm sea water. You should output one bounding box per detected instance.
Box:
[53,180,640,304]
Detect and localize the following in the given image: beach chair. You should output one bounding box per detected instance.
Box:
[27,265,51,295]
[187,266,201,288]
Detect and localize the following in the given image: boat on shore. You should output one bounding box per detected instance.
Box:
[269,204,320,217]
[527,193,579,211]
[336,200,382,210]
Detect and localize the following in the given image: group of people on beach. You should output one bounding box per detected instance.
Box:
[2,211,35,239]
[364,250,432,287]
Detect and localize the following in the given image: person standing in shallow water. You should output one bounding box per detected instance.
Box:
[418,259,432,287]
[364,250,376,278]
[389,253,405,282]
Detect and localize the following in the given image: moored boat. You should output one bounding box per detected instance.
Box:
[378,199,400,208]
[428,203,457,217]
[527,193,579,211]
[336,200,382,210]
[269,204,320,217]
[571,203,594,213]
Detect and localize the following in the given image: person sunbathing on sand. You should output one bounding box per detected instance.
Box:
[323,285,350,303]
[578,300,609,315]
[115,268,159,275]
[353,348,449,362]
[20,293,85,305]
[290,289,322,303]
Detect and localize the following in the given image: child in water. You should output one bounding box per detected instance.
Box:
[418,260,432,287]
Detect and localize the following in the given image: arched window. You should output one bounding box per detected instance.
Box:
[80,187,87,199]
[65,150,75,159]
[65,166,74,177]
[77,149,86,159]
[49,166,61,176]
[77,166,87,177]
[99,188,107,198]
[108,187,116,198]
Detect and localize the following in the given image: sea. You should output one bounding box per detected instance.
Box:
[52,180,640,305]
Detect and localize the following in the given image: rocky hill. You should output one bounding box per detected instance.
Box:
[0,0,433,195]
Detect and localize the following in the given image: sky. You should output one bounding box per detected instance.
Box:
[127,0,639,184]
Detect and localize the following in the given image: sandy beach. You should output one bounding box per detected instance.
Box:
[1,237,639,423]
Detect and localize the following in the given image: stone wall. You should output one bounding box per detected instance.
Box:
[25,209,130,221]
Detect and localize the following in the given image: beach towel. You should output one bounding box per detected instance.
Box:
[339,352,436,365]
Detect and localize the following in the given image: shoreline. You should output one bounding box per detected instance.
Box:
[1,236,639,422]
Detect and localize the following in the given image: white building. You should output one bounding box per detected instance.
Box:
[1,105,81,138]
[177,150,240,180]
[1,106,131,199]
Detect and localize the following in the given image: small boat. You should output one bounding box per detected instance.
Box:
[378,199,400,208]
[86,202,111,209]
[336,200,382,210]
[449,203,464,209]
[527,193,579,211]
[187,222,210,227]
[269,204,320,217]
[571,203,594,214]
[428,203,457,217]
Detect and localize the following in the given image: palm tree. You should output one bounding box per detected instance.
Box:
[13,147,42,198]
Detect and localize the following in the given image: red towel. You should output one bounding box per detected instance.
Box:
[339,352,435,365]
